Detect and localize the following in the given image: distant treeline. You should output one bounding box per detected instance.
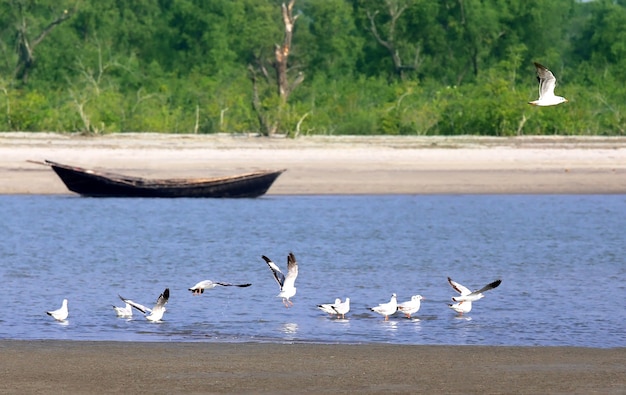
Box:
[0,0,625,136]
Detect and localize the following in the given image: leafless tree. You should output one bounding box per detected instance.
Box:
[248,0,304,136]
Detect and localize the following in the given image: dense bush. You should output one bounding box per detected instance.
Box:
[0,0,624,136]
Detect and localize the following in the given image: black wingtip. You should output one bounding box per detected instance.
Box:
[237,283,252,287]
[490,279,502,289]
[261,255,271,263]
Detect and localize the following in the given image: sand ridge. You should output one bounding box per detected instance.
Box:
[1,133,626,195]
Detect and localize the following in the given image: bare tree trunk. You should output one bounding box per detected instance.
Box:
[248,0,304,136]
[14,7,73,84]
[274,0,303,103]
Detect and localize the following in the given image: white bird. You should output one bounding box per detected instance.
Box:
[528,62,568,106]
[46,299,68,321]
[397,295,424,319]
[331,297,350,319]
[317,298,342,315]
[188,280,251,295]
[262,253,298,308]
[448,300,472,315]
[120,288,169,322]
[317,298,350,319]
[112,299,133,318]
[448,277,501,303]
[369,293,397,321]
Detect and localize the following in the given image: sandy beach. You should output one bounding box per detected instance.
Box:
[1,132,626,195]
[1,133,625,393]
[0,341,623,394]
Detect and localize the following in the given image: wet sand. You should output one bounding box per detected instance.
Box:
[0,341,624,394]
[1,133,626,195]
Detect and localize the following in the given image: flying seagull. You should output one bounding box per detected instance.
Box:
[528,62,568,106]
[369,293,397,321]
[119,288,170,322]
[46,299,68,321]
[262,252,298,308]
[397,295,424,319]
[447,277,502,303]
[188,280,251,295]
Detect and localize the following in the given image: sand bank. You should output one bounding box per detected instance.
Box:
[1,133,626,195]
[0,341,624,394]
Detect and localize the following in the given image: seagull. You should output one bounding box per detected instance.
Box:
[448,277,502,303]
[317,298,350,319]
[112,298,133,318]
[318,298,342,315]
[448,300,472,315]
[46,299,68,321]
[369,293,397,321]
[119,288,170,322]
[397,295,424,319]
[188,280,251,295]
[331,297,350,319]
[262,253,298,308]
[528,62,568,106]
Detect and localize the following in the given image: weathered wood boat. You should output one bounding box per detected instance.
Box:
[33,160,285,198]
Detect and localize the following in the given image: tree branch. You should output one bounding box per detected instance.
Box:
[32,9,73,49]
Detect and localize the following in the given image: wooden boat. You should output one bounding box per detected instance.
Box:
[33,160,285,198]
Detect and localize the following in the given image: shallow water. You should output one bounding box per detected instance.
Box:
[0,195,624,347]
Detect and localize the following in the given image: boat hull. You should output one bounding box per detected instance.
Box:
[43,160,285,198]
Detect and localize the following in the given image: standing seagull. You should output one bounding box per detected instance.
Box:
[317,298,342,315]
[112,297,133,318]
[262,253,298,308]
[120,288,170,322]
[188,280,251,295]
[448,300,472,316]
[331,298,350,319]
[369,293,398,321]
[528,62,568,106]
[448,277,502,303]
[397,295,424,319]
[46,299,68,321]
[317,298,350,319]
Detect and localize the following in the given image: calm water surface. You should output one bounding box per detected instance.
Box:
[0,195,624,347]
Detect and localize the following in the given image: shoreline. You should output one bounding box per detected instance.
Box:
[1,340,624,393]
[1,133,626,195]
